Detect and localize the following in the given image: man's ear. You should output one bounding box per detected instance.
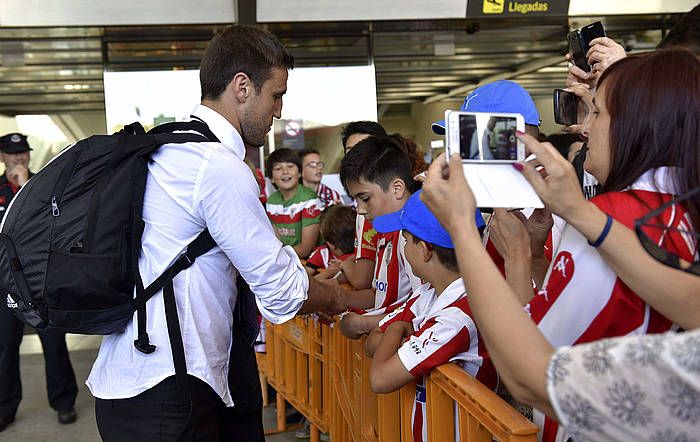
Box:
[390,178,407,201]
[229,72,252,103]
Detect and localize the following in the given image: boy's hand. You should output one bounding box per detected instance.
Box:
[386,320,413,339]
[326,258,342,274]
[339,312,369,339]
[490,209,531,261]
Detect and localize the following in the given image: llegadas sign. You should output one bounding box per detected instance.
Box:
[468,0,570,16]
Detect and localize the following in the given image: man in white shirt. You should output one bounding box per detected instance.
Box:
[87,25,346,441]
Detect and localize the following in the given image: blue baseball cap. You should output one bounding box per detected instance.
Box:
[372,190,485,249]
[431,80,540,135]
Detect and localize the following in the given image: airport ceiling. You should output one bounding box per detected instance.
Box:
[0,13,683,117]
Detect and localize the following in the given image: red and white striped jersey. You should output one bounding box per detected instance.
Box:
[379,279,498,442]
[529,168,697,442]
[354,214,379,261]
[367,229,421,315]
[306,245,353,271]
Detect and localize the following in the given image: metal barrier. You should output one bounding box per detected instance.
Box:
[260,316,538,442]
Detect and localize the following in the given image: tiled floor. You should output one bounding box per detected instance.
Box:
[2,334,300,441]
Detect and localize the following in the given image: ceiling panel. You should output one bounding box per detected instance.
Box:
[0,12,686,116]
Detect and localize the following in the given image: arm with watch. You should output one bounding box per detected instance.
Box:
[514,133,700,330]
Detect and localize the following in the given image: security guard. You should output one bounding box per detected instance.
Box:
[0,133,78,432]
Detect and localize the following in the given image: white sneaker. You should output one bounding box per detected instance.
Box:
[295,419,311,439]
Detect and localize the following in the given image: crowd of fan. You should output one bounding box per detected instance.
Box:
[258,6,700,442]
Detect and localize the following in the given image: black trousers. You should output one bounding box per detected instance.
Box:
[0,303,78,421]
[96,281,264,441]
[95,375,264,442]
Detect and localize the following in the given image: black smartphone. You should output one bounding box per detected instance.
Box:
[553,89,579,126]
[580,21,606,50]
[568,21,606,72]
[567,30,590,72]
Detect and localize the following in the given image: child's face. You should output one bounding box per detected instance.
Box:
[401,230,426,281]
[271,162,300,192]
[301,153,323,185]
[346,178,407,222]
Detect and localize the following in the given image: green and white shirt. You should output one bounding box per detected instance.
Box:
[266,185,322,247]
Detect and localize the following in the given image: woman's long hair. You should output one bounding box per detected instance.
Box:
[597,49,700,231]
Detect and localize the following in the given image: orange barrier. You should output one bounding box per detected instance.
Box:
[427,364,538,441]
[261,316,538,442]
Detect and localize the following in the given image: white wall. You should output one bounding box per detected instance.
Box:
[257,0,468,22]
[568,0,696,16]
[0,0,235,26]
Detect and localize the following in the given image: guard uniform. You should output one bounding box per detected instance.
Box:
[0,133,77,430]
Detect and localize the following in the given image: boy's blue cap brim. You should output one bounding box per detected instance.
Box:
[372,211,403,234]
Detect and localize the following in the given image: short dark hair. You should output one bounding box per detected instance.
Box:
[297,147,320,162]
[339,136,413,194]
[546,133,582,159]
[389,133,427,188]
[200,25,295,100]
[341,121,387,149]
[409,231,459,273]
[320,206,356,255]
[658,5,700,55]
[266,148,302,178]
[525,124,539,139]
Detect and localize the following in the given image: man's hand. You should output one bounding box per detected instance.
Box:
[489,209,531,261]
[300,278,348,317]
[7,164,29,187]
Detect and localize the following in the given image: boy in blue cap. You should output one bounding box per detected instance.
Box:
[367,190,494,442]
[430,79,541,139]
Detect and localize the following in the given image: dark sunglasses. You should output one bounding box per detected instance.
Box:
[634,186,700,276]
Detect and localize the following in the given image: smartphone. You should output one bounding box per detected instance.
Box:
[567,30,590,72]
[445,111,525,163]
[553,89,579,126]
[568,21,606,72]
[580,21,606,50]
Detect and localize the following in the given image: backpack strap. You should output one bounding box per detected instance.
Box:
[131,118,221,399]
[148,120,220,144]
[133,229,216,397]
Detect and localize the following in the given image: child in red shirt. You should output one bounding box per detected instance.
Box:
[305,206,356,279]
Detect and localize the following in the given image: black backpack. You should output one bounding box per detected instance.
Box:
[0,121,219,385]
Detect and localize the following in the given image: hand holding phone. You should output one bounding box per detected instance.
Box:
[568,21,606,72]
[586,36,626,75]
[445,111,525,162]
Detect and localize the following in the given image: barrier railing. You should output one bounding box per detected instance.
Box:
[260,315,538,442]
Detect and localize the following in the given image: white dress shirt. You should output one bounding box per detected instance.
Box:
[87,104,308,406]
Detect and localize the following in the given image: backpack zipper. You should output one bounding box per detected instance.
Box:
[51,196,60,217]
